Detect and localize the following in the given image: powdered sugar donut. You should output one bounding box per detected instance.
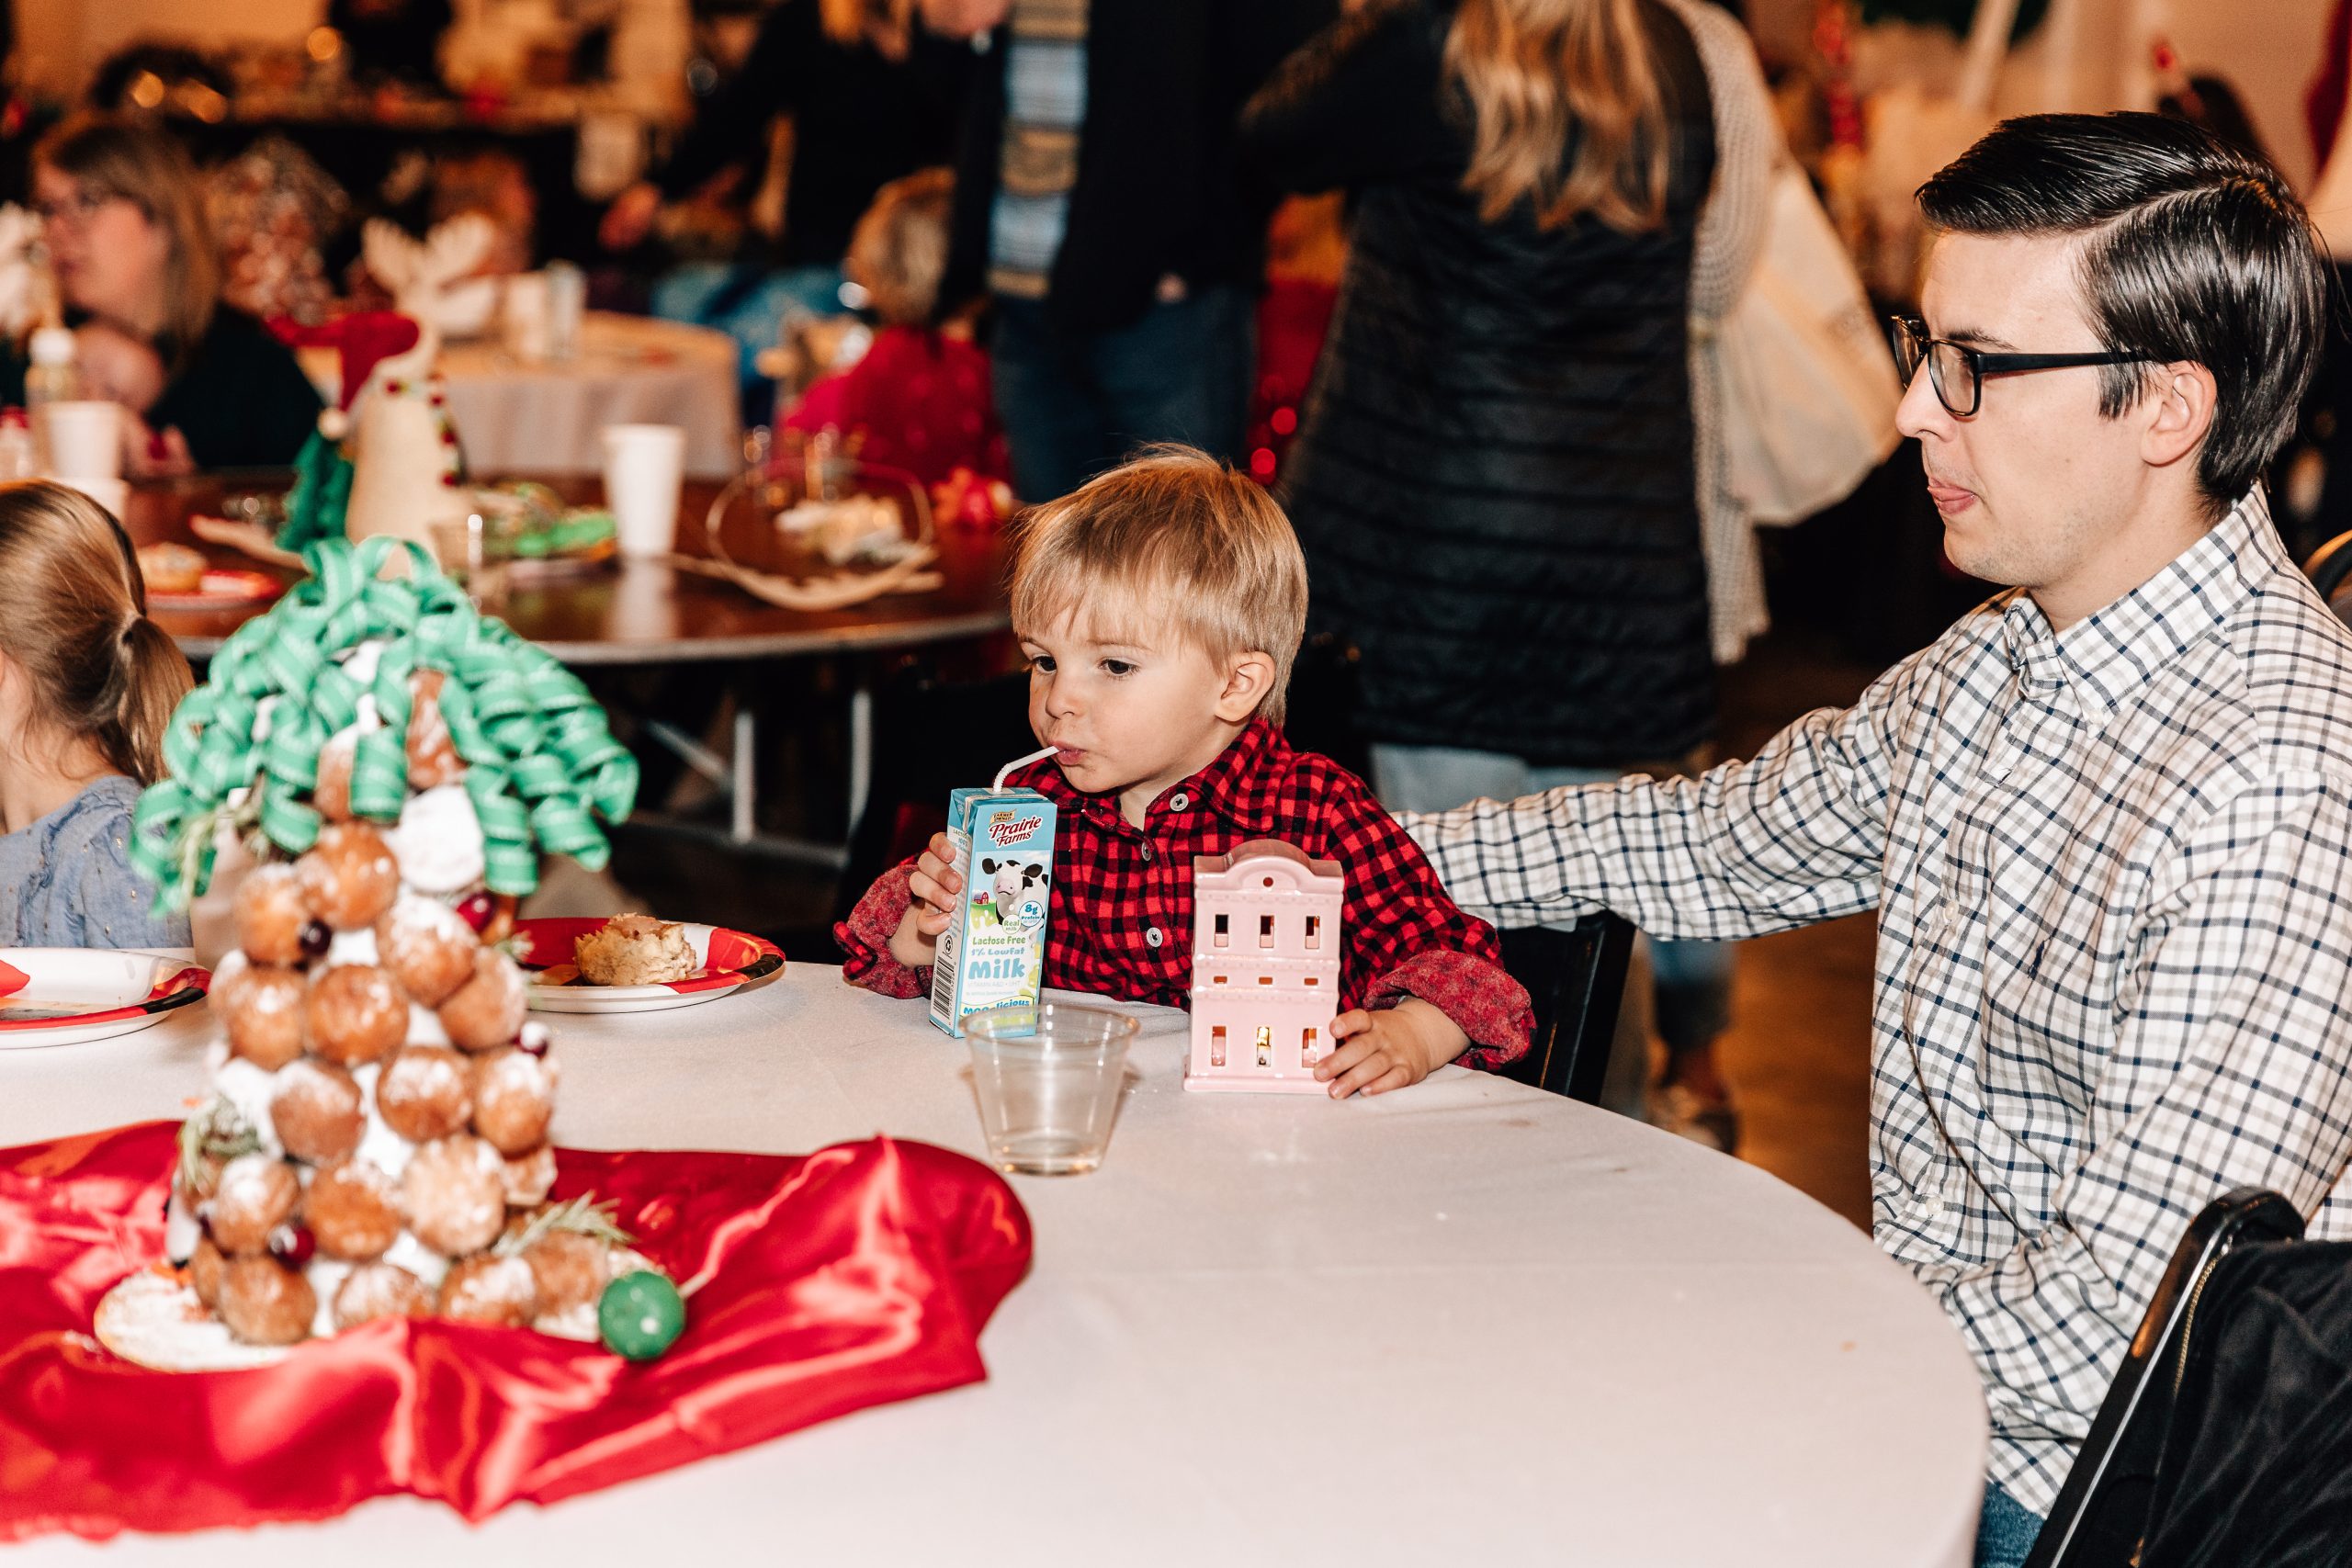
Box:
[205,1154,300,1256]
[233,863,319,967]
[303,964,408,1067]
[297,823,401,931]
[439,949,526,1052]
[407,671,465,790]
[217,1256,316,1346]
[400,1134,507,1256]
[333,1261,432,1329]
[304,1160,402,1261]
[220,964,306,1071]
[436,1253,538,1326]
[520,1231,607,1319]
[314,730,358,823]
[271,1057,365,1166]
[469,1046,558,1155]
[187,1235,226,1309]
[375,896,477,1007]
[376,1045,472,1143]
[501,1144,558,1208]
[384,784,485,896]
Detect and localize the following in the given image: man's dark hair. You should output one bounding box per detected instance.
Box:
[1917,111,2327,511]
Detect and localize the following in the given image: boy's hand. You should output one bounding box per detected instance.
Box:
[1315,998,1469,1099]
[888,832,965,967]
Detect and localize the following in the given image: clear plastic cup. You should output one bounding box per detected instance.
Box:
[963,1003,1138,1176]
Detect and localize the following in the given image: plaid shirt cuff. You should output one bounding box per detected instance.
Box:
[834,863,930,999]
[1364,949,1532,1070]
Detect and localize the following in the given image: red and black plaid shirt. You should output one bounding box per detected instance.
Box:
[837,719,1532,1067]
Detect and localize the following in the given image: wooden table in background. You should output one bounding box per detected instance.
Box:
[123,474,1014,852]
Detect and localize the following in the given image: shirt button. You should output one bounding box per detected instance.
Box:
[1170,792,1189,811]
[1145,926,1163,948]
[1140,844,1154,863]
[1915,1193,1944,1219]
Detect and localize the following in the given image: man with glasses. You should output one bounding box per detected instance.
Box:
[1400,112,2352,1567]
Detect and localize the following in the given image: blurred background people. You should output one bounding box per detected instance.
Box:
[920,0,1332,502]
[13,116,320,474]
[1243,0,1735,1141]
[600,0,974,396]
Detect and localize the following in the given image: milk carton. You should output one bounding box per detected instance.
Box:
[929,780,1057,1036]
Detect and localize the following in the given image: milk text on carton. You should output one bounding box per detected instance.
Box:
[929,785,1057,1035]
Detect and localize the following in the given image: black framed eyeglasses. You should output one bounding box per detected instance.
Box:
[1887,316,2152,418]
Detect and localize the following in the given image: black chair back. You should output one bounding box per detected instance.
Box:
[1493,917,1636,1104]
[2022,1186,2306,1568]
[2301,529,2352,626]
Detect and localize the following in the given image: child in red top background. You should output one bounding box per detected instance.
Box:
[835,448,1532,1097]
[782,167,1009,489]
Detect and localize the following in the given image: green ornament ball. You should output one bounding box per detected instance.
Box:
[598,1270,685,1360]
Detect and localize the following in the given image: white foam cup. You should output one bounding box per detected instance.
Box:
[602,423,686,557]
[42,400,121,480]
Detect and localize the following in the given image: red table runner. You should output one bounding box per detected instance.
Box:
[0,1122,1032,1541]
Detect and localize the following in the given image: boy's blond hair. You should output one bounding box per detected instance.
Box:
[846,167,954,328]
[1010,448,1308,725]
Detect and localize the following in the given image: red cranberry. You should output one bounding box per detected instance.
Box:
[267,1223,316,1268]
[456,893,494,934]
[299,919,332,959]
[516,1022,551,1058]
[195,1201,216,1240]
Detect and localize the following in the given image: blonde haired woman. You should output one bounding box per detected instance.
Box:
[24,118,322,473]
[1240,0,1736,1141]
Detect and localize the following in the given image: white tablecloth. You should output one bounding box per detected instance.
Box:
[435,311,741,479]
[0,966,1988,1566]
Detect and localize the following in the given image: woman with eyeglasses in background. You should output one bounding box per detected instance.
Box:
[9,117,321,477]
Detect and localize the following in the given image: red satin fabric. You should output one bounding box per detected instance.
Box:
[0,1122,1032,1541]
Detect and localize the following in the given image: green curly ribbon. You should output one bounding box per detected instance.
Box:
[278,427,353,553]
[130,535,639,911]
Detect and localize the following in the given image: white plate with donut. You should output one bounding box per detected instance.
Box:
[0,949,211,1049]
[508,918,785,1013]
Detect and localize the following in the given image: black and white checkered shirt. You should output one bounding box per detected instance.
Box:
[1403,490,2352,1514]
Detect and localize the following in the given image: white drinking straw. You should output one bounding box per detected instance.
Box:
[994,746,1057,790]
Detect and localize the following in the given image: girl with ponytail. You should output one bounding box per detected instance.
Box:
[0,480,195,946]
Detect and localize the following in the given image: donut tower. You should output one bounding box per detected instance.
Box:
[119,536,667,1359]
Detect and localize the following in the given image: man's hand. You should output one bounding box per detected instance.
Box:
[122,420,193,479]
[598,183,662,251]
[918,0,1012,39]
[1315,998,1468,1099]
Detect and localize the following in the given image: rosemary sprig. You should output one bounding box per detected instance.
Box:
[496,1193,632,1256]
[174,1097,262,1198]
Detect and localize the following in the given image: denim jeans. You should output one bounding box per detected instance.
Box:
[989,285,1254,502]
[1973,1481,2046,1568]
[1372,743,1737,1113]
[651,261,845,400]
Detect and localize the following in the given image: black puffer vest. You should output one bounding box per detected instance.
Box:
[1247,0,1717,765]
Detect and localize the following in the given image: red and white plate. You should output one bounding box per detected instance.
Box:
[148,570,288,611]
[510,919,785,1014]
[0,950,210,1049]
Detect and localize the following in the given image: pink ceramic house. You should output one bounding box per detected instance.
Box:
[1187,840,1344,1094]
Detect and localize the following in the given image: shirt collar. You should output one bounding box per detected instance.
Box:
[1996,488,2284,714]
[1011,718,1288,835]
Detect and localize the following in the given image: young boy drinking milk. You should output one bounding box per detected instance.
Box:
[835,448,1531,1096]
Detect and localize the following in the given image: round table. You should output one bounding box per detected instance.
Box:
[0,966,1988,1566]
[436,312,741,480]
[123,476,1013,667]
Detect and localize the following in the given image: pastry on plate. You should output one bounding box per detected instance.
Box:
[573,915,697,987]
[137,541,206,594]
